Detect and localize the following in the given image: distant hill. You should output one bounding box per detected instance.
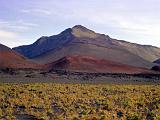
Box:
[13,25,160,68]
[0,43,42,69]
[49,55,153,74]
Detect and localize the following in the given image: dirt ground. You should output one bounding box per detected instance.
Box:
[0,69,160,84]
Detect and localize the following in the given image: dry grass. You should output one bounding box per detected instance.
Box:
[0,83,160,120]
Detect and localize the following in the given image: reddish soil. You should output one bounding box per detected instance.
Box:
[50,55,153,74]
[0,51,43,69]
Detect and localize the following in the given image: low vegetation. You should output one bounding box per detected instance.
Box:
[0,83,160,120]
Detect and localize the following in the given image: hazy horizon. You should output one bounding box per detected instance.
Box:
[0,0,160,48]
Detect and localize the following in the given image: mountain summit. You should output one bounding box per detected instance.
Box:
[71,25,103,38]
[13,25,160,68]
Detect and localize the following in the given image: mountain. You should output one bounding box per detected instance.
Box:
[49,55,152,74]
[0,43,42,69]
[13,25,160,68]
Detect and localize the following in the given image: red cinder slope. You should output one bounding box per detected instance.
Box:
[50,55,153,74]
[0,44,42,69]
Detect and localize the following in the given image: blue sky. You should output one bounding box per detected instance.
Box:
[0,0,160,47]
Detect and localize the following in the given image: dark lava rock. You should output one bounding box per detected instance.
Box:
[16,114,41,120]
[151,66,160,71]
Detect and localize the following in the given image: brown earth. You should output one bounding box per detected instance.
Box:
[49,55,154,74]
[0,44,43,69]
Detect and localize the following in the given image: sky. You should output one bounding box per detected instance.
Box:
[0,0,160,48]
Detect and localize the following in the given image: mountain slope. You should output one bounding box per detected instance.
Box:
[111,40,160,62]
[13,25,160,68]
[13,28,73,58]
[49,55,152,74]
[0,44,42,69]
[33,41,153,68]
